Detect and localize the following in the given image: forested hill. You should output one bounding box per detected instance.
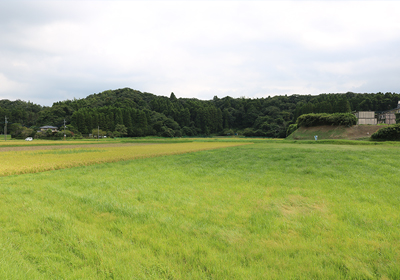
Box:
[1,88,400,138]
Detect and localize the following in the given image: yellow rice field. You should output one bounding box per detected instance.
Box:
[0,142,250,176]
[0,139,102,146]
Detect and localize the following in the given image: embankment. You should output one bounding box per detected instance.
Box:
[287,125,383,140]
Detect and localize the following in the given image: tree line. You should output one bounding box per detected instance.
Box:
[293,91,399,119]
[1,88,399,139]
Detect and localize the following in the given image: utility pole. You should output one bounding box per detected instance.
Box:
[98,125,99,141]
[4,116,7,141]
[63,119,66,141]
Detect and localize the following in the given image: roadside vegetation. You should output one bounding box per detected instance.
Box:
[0,140,399,279]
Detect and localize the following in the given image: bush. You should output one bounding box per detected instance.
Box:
[396,113,400,124]
[55,130,74,138]
[296,113,357,127]
[161,128,174,137]
[182,126,194,136]
[286,124,297,136]
[243,128,255,137]
[371,124,400,141]
[219,128,235,136]
[174,130,182,137]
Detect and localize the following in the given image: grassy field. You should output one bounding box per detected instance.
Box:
[0,137,281,148]
[0,141,399,279]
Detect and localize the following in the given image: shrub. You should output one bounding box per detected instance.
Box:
[56,130,74,138]
[161,128,174,137]
[296,113,357,127]
[243,128,255,137]
[286,124,297,136]
[371,124,400,141]
[174,130,182,137]
[182,126,194,136]
[395,113,400,124]
[219,128,235,136]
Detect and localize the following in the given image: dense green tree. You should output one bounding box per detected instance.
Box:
[115,109,123,125]
[2,88,400,138]
[170,92,177,102]
[114,124,128,137]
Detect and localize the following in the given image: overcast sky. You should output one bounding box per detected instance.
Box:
[1,1,400,106]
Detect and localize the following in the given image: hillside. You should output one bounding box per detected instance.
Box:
[287,125,383,140]
[1,89,400,139]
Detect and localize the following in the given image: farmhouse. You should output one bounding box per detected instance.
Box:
[39,126,58,132]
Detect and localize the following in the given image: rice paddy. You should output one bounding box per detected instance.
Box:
[0,139,399,279]
[0,141,249,176]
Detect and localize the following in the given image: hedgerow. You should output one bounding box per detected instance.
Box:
[296,113,357,127]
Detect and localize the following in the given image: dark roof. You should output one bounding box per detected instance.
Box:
[40,126,58,129]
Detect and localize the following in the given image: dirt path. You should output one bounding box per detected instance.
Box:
[0,143,155,152]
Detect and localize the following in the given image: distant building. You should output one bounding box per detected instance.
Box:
[39,126,58,133]
[354,111,377,125]
[377,113,396,124]
[377,101,400,125]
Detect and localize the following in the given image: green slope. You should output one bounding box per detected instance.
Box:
[287,125,383,140]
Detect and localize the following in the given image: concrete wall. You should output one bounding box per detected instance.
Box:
[357,118,377,125]
[354,111,377,125]
[355,111,375,119]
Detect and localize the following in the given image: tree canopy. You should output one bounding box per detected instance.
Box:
[1,89,399,138]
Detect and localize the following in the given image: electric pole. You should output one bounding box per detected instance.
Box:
[4,116,7,141]
[64,119,66,141]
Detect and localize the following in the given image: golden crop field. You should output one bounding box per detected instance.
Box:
[0,139,102,146]
[0,142,250,176]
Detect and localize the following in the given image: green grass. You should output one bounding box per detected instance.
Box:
[286,127,347,140]
[0,137,280,149]
[286,139,385,145]
[1,142,400,279]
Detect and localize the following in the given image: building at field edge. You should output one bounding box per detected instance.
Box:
[354,101,400,125]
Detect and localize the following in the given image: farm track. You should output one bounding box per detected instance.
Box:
[0,143,155,152]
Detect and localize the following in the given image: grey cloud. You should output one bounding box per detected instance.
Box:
[1,1,400,106]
